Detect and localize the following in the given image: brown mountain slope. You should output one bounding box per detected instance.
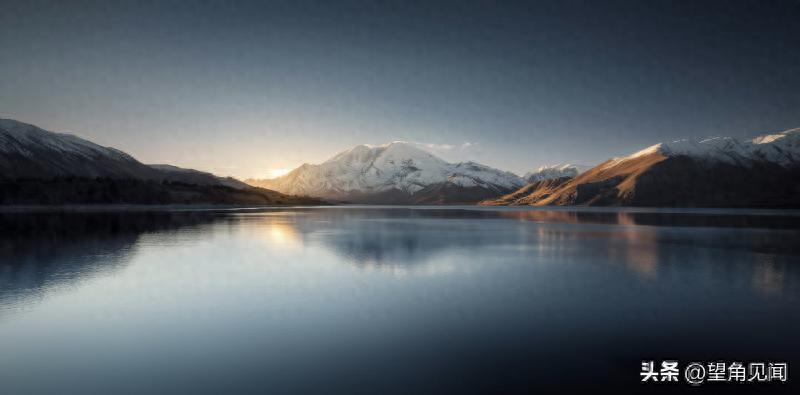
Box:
[481,152,800,207]
[480,177,573,206]
[542,151,668,206]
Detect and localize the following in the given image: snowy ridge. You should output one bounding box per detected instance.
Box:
[523,164,589,183]
[0,118,135,162]
[0,118,247,186]
[620,127,800,167]
[257,141,525,197]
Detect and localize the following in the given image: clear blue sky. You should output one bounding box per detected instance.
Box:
[1,0,799,179]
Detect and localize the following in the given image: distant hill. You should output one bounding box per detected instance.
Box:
[0,118,320,205]
[0,177,321,205]
[148,164,250,189]
[482,127,800,207]
[247,141,525,204]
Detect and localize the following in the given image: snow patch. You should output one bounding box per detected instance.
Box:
[523,164,589,183]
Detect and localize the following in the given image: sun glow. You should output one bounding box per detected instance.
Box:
[266,168,291,179]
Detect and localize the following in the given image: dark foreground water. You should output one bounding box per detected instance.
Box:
[1,206,799,393]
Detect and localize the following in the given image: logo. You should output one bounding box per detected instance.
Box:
[641,360,788,386]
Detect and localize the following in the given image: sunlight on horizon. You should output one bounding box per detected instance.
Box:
[266,168,291,179]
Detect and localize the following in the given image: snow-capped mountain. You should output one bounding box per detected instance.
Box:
[248,141,525,203]
[0,118,162,179]
[624,128,800,167]
[483,127,800,207]
[523,164,590,183]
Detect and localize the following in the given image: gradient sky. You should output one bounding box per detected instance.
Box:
[1,0,799,179]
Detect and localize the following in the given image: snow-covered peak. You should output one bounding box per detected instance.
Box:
[619,127,800,167]
[751,127,800,144]
[326,144,376,164]
[325,141,445,166]
[523,164,588,183]
[748,128,800,165]
[257,141,525,197]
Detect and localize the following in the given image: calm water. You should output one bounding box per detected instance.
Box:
[1,206,799,393]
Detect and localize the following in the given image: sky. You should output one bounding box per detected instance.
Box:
[1,0,799,179]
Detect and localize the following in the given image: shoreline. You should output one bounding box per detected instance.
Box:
[1,203,799,217]
[0,203,330,213]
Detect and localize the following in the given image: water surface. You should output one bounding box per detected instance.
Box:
[1,206,799,393]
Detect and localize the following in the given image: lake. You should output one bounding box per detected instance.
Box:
[1,206,799,393]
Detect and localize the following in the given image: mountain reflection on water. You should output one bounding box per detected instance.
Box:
[2,207,799,308]
[0,211,219,312]
[253,207,800,283]
[0,206,798,393]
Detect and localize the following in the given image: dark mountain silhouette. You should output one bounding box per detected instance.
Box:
[0,118,320,205]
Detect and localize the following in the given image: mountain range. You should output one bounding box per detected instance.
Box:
[482,128,800,207]
[246,141,526,204]
[0,118,318,205]
[3,117,799,207]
